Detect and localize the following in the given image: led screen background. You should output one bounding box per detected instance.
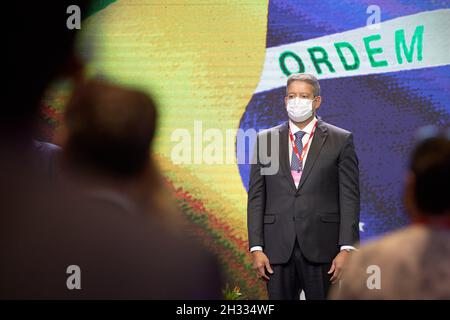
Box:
[42,1,450,299]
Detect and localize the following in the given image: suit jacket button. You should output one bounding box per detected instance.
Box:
[293,216,296,221]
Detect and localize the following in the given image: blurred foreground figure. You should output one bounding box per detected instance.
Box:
[330,129,450,299]
[57,79,164,219]
[1,2,221,299]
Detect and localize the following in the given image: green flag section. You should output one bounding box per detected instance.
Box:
[85,0,116,19]
[255,9,449,93]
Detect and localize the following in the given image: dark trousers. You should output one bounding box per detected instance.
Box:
[267,238,334,300]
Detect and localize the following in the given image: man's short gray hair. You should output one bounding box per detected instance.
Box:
[286,73,321,97]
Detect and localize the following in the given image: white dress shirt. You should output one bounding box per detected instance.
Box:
[250,117,355,253]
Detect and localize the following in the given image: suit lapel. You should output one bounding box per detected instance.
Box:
[278,122,297,192]
[297,119,328,192]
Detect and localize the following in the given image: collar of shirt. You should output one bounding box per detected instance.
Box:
[289,116,318,140]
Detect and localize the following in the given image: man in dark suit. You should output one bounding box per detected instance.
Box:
[247,73,360,300]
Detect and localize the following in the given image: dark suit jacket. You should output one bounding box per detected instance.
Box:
[247,118,360,264]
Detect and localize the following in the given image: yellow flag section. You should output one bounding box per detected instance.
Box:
[80,1,269,297]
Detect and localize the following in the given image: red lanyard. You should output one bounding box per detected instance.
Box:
[289,121,318,167]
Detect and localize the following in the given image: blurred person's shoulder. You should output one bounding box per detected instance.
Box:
[354,225,450,269]
[358,225,430,258]
[332,225,450,299]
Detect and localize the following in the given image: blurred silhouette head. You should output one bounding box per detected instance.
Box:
[60,79,157,178]
[405,128,450,218]
[5,2,88,135]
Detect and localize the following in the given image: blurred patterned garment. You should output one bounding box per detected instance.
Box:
[330,225,450,299]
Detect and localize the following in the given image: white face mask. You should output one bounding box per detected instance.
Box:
[286,97,314,122]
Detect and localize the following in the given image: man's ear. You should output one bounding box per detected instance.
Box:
[313,96,322,111]
[404,172,420,219]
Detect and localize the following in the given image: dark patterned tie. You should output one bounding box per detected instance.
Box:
[291,131,306,172]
